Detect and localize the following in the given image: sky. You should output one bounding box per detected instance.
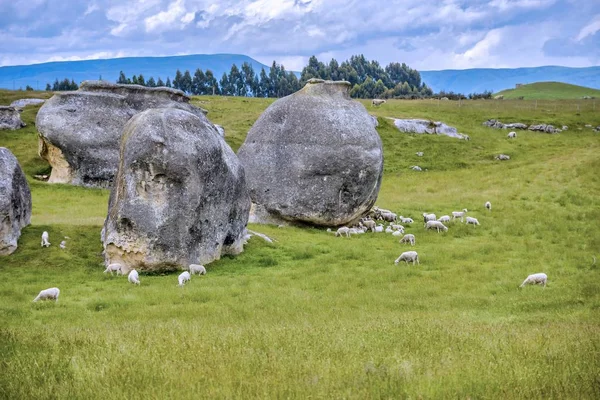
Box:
[0,0,598,71]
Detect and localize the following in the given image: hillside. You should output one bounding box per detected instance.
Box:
[421,65,600,94]
[0,54,270,90]
[495,81,600,100]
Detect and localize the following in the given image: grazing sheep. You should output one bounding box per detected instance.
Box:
[392,230,403,237]
[334,227,351,237]
[399,216,413,224]
[361,219,376,232]
[374,224,384,233]
[189,264,207,275]
[485,201,492,211]
[391,224,404,232]
[41,231,50,247]
[348,228,361,236]
[399,234,415,245]
[507,131,517,138]
[519,272,547,288]
[104,263,123,275]
[465,216,480,226]
[128,269,140,285]
[394,251,420,265]
[411,166,423,171]
[438,215,451,223]
[372,99,386,106]
[425,220,448,232]
[380,211,397,222]
[33,287,60,302]
[423,213,437,223]
[178,271,191,287]
[59,240,67,249]
[451,209,468,222]
[416,152,424,157]
[385,226,394,234]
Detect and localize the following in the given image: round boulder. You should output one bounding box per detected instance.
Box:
[237,79,383,226]
[0,148,32,255]
[102,108,250,273]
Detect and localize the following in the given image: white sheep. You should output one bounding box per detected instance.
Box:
[411,166,423,171]
[391,224,405,232]
[425,220,448,232]
[374,224,384,233]
[33,287,60,302]
[399,234,415,245]
[519,273,547,288]
[178,271,191,287]
[59,240,66,249]
[438,215,451,223]
[392,230,403,237]
[422,213,436,223]
[128,269,140,285]
[451,209,468,222]
[380,211,397,222]
[41,231,50,247]
[333,227,351,237]
[385,226,394,234]
[485,201,492,211]
[348,228,361,236]
[372,99,386,106]
[103,263,123,275]
[465,216,480,226]
[399,216,413,224]
[394,251,420,265]
[189,264,206,275]
[507,131,517,138]
[361,219,376,232]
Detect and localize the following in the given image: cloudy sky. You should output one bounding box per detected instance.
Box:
[0,0,598,70]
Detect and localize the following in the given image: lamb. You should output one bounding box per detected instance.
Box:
[374,224,384,233]
[348,228,361,236]
[485,201,492,211]
[392,230,403,237]
[398,216,413,224]
[391,224,404,232]
[178,271,191,287]
[33,287,60,302]
[361,219,376,232]
[519,273,547,288]
[394,251,420,265]
[41,231,50,247]
[422,213,437,223]
[399,234,415,245]
[189,264,207,275]
[334,227,351,237]
[128,269,140,285]
[372,99,386,106]
[451,209,468,222]
[507,131,517,138]
[438,215,451,223]
[103,263,123,275]
[385,226,394,234]
[425,220,448,232]
[380,211,397,222]
[465,216,480,226]
[59,240,67,249]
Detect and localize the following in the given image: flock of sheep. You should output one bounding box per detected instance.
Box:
[328,202,549,289]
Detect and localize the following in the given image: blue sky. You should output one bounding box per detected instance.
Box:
[0,0,598,70]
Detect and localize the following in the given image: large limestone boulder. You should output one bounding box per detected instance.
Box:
[0,148,32,255]
[102,108,250,273]
[0,106,26,130]
[237,79,383,227]
[392,118,469,139]
[36,81,208,188]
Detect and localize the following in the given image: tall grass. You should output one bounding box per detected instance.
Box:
[0,93,599,399]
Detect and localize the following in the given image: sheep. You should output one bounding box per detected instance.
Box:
[438,215,451,223]
[399,234,416,246]
[59,240,66,249]
[507,131,517,138]
[334,227,351,237]
[451,209,468,222]
[189,264,206,275]
[425,220,448,232]
[391,224,404,232]
[33,287,60,302]
[374,224,384,233]
[372,99,386,106]
[41,231,50,247]
[392,230,403,237]
[385,226,394,234]
[416,152,424,157]
[485,201,492,211]
[128,269,140,285]
[380,211,397,222]
[422,213,436,223]
[495,154,510,161]
[394,251,420,265]
[361,219,377,232]
[411,166,423,171]
[399,216,413,224]
[348,228,361,236]
[103,263,123,275]
[519,273,547,288]
[178,271,191,287]
[465,216,480,226]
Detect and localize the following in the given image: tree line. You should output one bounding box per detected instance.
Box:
[44,78,79,91]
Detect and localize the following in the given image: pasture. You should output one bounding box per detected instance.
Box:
[1,92,599,399]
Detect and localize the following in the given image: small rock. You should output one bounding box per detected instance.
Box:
[0,106,27,130]
[495,154,510,161]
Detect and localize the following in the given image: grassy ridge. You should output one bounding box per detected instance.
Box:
[496,81,600,100]
[0,93,599,398]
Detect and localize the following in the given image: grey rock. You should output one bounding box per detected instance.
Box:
[10,98,45,108]
[36,81,209,188]
[0,148,32,255]
[392,118,468,139]
[410,166,423,171]
[528,124,558,134]
[214,124,225,137]
[495,154,511,161]
[483,119,528,130]
[370,115,379,127]
[562,125,568,131]
[102,108,250,273]
[504,123,528,130]
[0,106,26,130]
[237,79,383,227]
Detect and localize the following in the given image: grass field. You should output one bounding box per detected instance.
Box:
[496,81,600,100]
[1,90,600,399]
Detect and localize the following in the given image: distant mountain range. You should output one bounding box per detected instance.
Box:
[1,54,599,95]
[420,66,600,94]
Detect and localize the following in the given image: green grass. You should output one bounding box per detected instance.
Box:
[1,92,599,399]
[496,81,600,100]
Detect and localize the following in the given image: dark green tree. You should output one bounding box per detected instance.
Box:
[205,70,219,95]
[117,71,128,84]
[192,68,206,95]
[165,77,172,88]
[156,77,165,87]
[173,70,183,90]
[147,77,156,87]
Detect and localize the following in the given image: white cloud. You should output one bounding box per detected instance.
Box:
[145,0,191,32]
[576,16,600,41]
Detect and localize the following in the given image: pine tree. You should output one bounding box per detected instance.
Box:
[173,70,183,90]
[205,70,219,95]
[147,77,156,87]
[181,70,193,93]
[137,74,146,86]
[117,71,128,84]
[132,75,139,85]
[157,77,165,87]
[45,83,52,91]
[165,77,172,88]
[192,68,206,95]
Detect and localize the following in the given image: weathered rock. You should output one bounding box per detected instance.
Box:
[0,106,26,130]
[392,118,469,139]
[214,124,225,137]
[237,79,383,227]
[102,108,250,273]
[0,148,32,255]
[36,81,209,188]
[505,123,528,130]
[10,98,45,108]
[528,124,559,134]
[483,119,528,130]
[495,154,511,161]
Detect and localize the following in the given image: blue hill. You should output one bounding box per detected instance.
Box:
[0,54,270,90]
[420,66,600,94]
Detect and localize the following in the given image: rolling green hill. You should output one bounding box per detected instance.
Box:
[495,81,600,100]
